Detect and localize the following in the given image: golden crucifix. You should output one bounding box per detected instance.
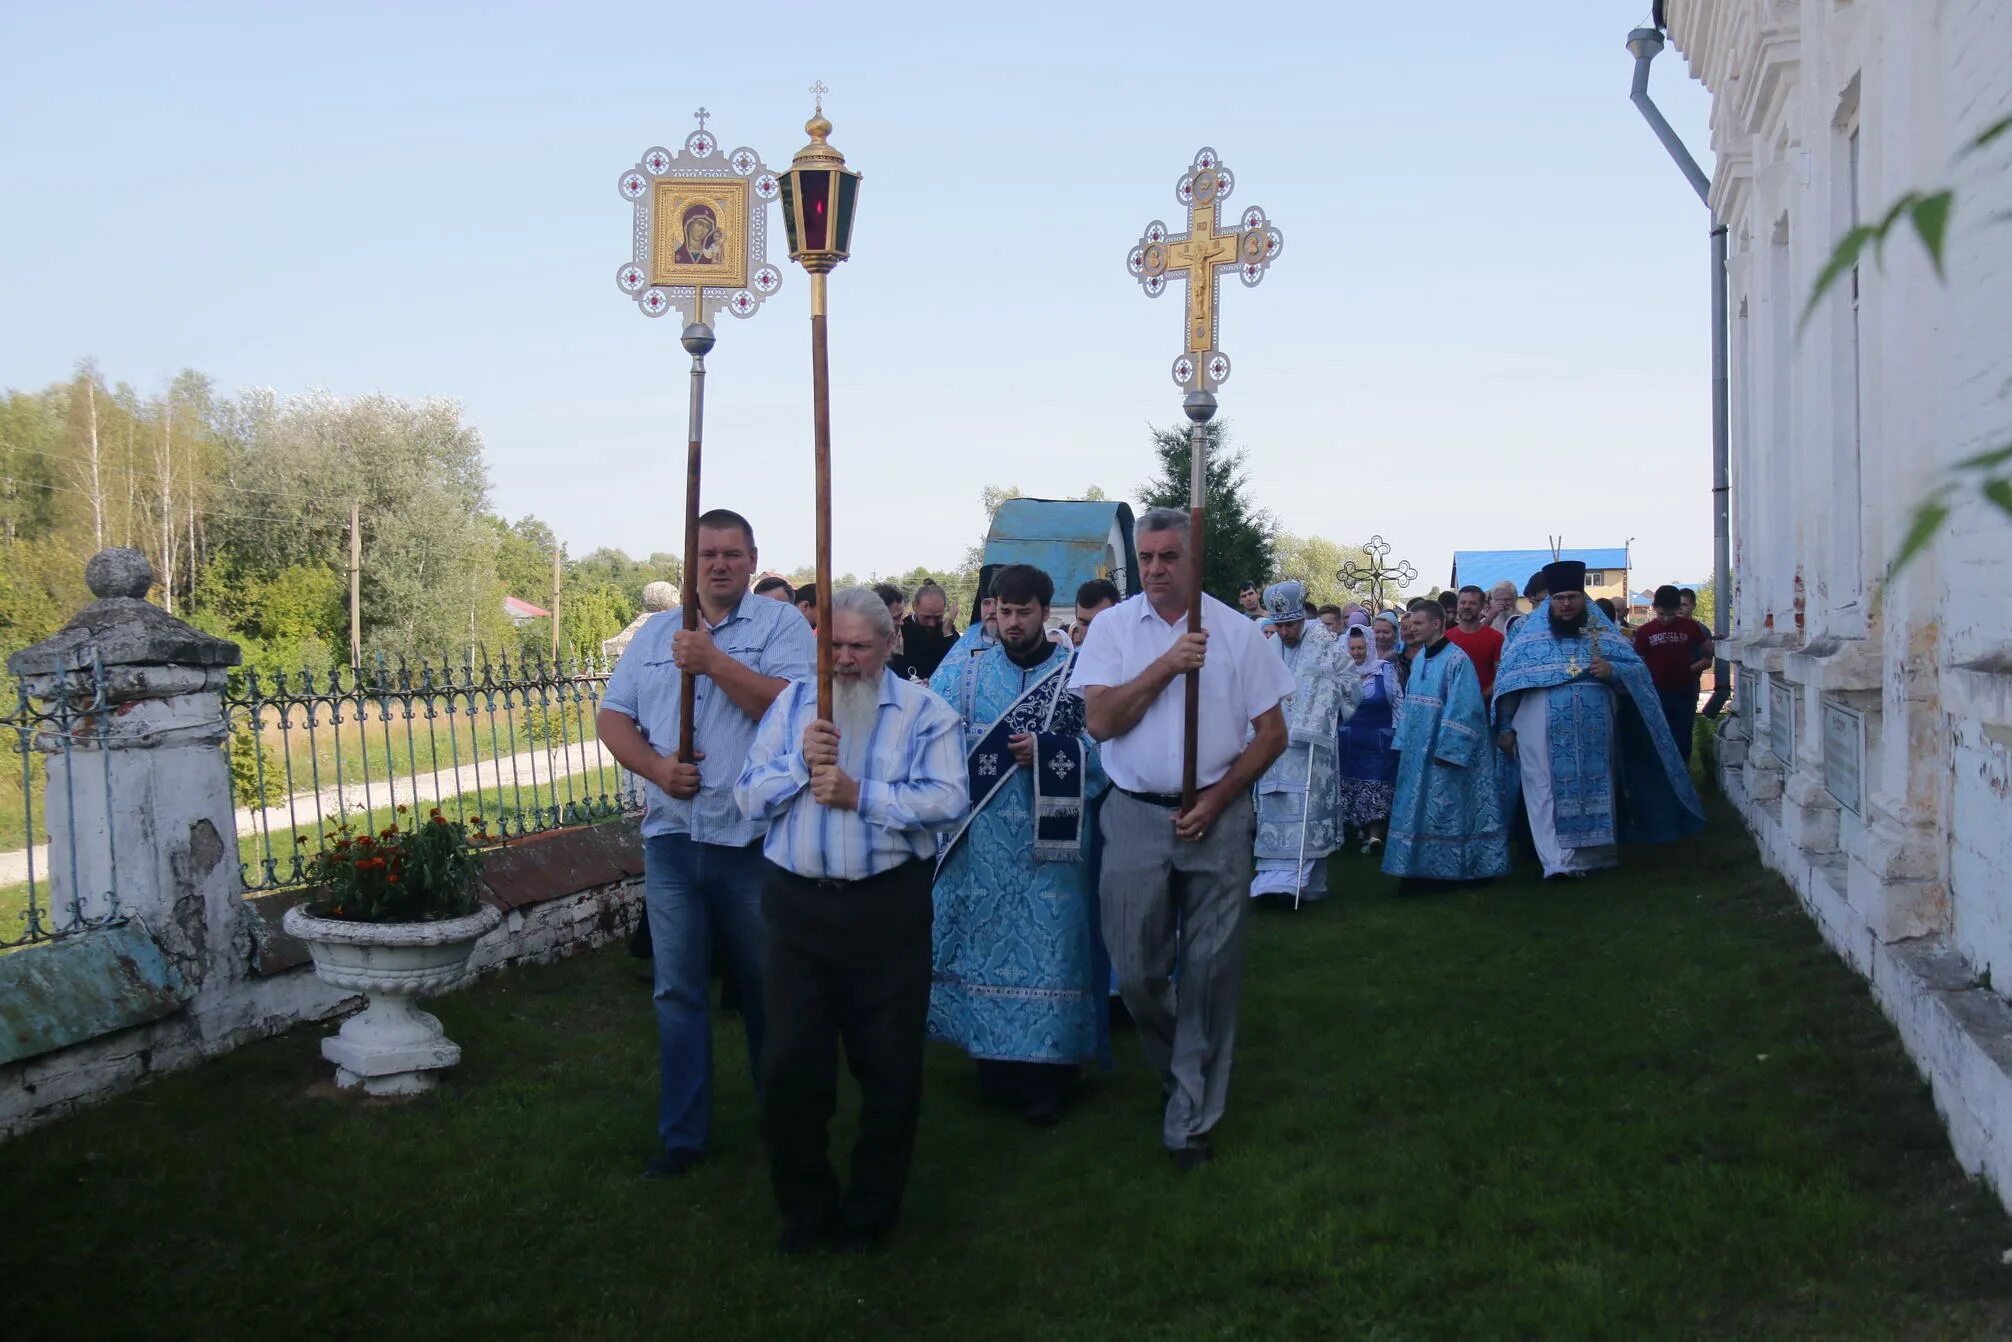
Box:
[1125,146,1284,807]
[1127,147,1283,394]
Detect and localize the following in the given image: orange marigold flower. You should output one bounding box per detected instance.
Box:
[386,874,398,884]
[396,803,409,814]
[430,807,444,819]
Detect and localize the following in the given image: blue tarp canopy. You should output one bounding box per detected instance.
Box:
[982,499,1138,609]
[1449,548,1630,591]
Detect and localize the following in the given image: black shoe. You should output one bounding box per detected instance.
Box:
[1172,1142,1214,1174]
[1543,871,1589,883]
[1024,1095,1064,1127]
[643,1149,705,1179]
[833,1222,892,1254]
[776,1220,833,1256]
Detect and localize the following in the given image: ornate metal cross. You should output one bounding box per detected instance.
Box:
[1127,147,1284,393]
[1338,535,1417,611]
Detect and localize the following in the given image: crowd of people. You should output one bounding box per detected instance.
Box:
[596,507,1709,1256]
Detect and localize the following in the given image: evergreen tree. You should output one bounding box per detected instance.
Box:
[1137,421,1276,606]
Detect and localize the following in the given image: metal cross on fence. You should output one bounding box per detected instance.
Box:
[1338,534,1417,610]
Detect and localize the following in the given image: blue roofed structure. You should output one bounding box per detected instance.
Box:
[1449,548,1631,594]
[982,498,1139,615]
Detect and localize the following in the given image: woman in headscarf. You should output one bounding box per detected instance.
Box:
[1336,623,1403,855]
[1371,611,1404,675]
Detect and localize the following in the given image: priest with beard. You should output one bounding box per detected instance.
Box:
[1250,579,1361,905]
[1493,560,1705,881]
[927,563,1110,1125]
[736,586,970,1254]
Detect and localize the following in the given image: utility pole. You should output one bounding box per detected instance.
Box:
[348,501,362,671]
[550,543,563,663]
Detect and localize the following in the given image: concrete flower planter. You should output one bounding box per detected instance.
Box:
[282,902,503,1096]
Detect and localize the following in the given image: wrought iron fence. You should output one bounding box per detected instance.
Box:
[3,650,125,950]
[225,650,642,894]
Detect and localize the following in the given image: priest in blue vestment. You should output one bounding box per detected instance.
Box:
[1382,602,1511,888]
[1251,580,1361,905]
[927,563,1110,1124]
[1493,560,1705,880]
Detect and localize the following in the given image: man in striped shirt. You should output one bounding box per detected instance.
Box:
[735,586,969,1254]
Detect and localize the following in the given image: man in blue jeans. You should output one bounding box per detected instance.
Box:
[597,508,815,1178]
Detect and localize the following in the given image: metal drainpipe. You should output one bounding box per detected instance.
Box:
[1629,25,1734,717]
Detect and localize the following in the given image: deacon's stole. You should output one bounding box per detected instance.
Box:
[937,644,1087,870]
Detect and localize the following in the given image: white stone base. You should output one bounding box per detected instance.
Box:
[323,996,461,1096]
[1719,754,2012,1211]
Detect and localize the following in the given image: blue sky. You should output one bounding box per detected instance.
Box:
[0,1,1716,591]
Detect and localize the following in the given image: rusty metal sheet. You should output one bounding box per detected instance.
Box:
[0,923,190,1065]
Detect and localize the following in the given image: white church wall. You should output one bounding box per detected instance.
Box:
[1672,0,2012,1210]
[1938,0,2012,995]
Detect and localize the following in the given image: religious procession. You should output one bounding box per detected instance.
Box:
[590,99,1712,1255]
[16,4,2012,1335]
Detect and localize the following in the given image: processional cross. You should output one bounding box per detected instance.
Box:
[1338,535,1417,611]
[1126,147,1284,808]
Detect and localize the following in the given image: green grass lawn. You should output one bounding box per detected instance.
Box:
[5,795,2011,1339]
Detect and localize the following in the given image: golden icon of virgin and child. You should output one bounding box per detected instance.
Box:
[651,180,747,288]
[674,202,725,266]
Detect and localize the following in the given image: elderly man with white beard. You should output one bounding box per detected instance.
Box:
[736,587,969,1255]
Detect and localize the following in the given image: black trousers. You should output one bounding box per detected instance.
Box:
[759,858,933,1235]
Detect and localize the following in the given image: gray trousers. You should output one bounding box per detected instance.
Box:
[1098,788,1255,1150]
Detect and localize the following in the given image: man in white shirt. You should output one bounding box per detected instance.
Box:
[1068,508,1293,1171]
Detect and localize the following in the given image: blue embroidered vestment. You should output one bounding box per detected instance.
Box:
[1382,641,1511,880]
[927,642,1111,1067]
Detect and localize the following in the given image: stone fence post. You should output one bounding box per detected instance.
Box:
[7,550,248,1019]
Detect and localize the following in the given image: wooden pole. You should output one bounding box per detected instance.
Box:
[348,500,362,671]
[550,543,562,663]
[1182,416,1207,811]
[810,271,834,722]
[678,316,713,763]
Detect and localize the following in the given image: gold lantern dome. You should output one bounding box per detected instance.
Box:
[779,96,861,274]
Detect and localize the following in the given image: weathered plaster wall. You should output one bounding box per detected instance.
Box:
[1673,0,2012,1210]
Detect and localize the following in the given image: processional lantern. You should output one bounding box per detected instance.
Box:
[1124,146,1283,808]
[615,108,783,761]
[780,82,862,721]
